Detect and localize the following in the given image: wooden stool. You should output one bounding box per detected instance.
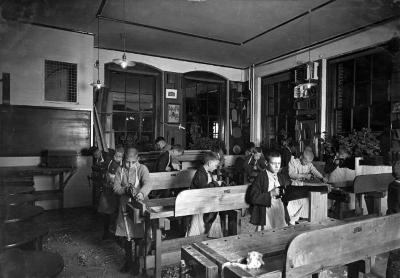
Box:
[0,186,34,196]
[0,249,64,278]
[2,221,49,250]
[0,204,43,223]
[1,194,35,206]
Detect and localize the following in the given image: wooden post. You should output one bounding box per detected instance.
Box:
[308,192,327,222]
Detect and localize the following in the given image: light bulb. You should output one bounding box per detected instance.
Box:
[121,60,128,69]
[95,80,102,89]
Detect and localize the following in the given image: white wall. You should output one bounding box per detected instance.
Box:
[0,22,94,109]
[251,18,400,144]
[0,23,94,209]
[95,48,245,82]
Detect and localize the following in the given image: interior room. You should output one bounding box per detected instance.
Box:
[1,0,400,277]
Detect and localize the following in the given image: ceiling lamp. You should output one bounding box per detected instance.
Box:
[303,10,317,90]
[112,34,135,69]
[91,16,103,90]
[113,0,135,69]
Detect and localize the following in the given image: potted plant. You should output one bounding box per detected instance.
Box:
[322,128,382,165]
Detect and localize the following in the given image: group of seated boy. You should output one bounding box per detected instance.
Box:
[89,138,349,275]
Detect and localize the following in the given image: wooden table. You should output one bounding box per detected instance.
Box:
[0,204,43,223]
[130,185,250,278]
[2,220,49,250]
[329,173,394,217]
[0,249,64,278]
[183,214,400,277]
[0,185,34,196]
[0,166,77,209]
[0,193,36,206]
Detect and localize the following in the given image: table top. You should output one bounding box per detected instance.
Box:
[0,249,64,277]
[129,197,176,219]
[0,204,43,223]
[0,186,34,196]
[0,166,75,177]
[2,220,49,249]
[195,218,343,264]
[0,193,35,206]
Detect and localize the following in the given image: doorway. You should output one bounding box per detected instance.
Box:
[183,72,226,148]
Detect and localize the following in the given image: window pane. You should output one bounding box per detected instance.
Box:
[142,114,153,132]
[109,71,125,92]
[140,94,153,111]
[112,112,126,132]
[199,99,207,115]
[372,79,389,104]
[355,56,371,82]
[355,82,370,106]
[126,113,139,131]
[126,74,139,94]
[140,76,155,95]
[114,132,126,146]
[126,92,139,112]
[45,60,77,102]
[140,132,153,144]
[353,106,369,130]
[373,52,392,80]
[370,103,390,131]
[208,92,220,115]
[112,92,125,111]
[341,60,354,84]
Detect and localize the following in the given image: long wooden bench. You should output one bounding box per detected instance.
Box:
[140,169,196,198]
[331,173,394,218]
[182,213,400,278]
[138,150,209,171]
[131,184,328,277]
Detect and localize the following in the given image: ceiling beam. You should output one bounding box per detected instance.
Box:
[253,14,400,67]
[242,0,336,44]
[98,15,242,46]
[99,0,336,47]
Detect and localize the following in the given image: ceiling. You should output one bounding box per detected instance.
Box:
[1,0,399,69]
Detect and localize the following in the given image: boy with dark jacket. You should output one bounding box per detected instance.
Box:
[247,150,290,231]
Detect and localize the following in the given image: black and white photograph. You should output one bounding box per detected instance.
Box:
[1,0,400,277]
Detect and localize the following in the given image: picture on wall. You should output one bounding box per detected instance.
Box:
[166,89,178,99]
[167,104,180,123]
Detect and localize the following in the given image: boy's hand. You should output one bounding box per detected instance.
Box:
[322,176,328,183]
[304,173,312,180]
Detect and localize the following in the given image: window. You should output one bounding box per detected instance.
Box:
[108,70,155,148]
[185,80,222,143]
[261,74,295,147]
[45,60,77,102]
[331,50,391,134]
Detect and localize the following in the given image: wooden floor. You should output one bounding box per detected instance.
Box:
[35,207,388,278]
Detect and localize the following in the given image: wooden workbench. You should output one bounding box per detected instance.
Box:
[0,166,77,209]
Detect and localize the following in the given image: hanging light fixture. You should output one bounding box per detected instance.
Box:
[112,0,135,69]
[303,9,317,90]
[91,16,103,90]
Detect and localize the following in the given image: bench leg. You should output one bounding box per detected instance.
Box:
[226,210,241,236]
[152,220,162,278]
[347,258,373,278]
[355,194,363,216]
